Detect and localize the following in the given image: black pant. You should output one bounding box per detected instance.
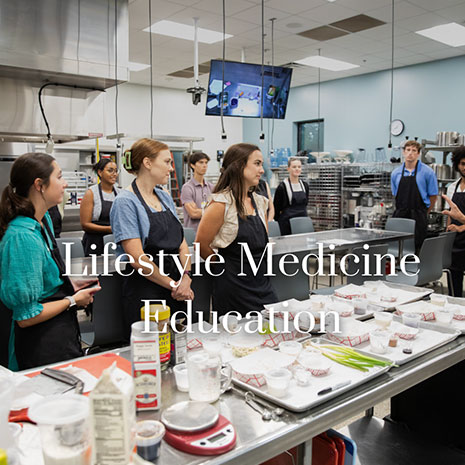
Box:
[450,269,464,297]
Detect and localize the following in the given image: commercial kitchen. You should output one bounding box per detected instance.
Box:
[1,0,465,464]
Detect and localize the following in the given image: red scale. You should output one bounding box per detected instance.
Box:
[161,401,236,456]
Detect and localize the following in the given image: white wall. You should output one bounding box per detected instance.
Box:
[102,83,243,187]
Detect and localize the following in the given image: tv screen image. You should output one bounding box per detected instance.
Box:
[205,60,293,119]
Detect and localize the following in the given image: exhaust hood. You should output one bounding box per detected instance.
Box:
[0,0,129,143]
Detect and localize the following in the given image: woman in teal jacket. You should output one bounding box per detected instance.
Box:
[0,153,99,370]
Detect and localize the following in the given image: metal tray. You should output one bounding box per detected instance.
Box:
[353,316,461,365]
[427,293,465,334]
[231,337,392,413]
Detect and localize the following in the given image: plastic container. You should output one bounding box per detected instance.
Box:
[402,312,421,328]
[373,311,393,329]
[173,364,189,392]
[353,298,367,315]
[430,294,448,307]
[278,341,302,357]
[29,395,91,465]
[0,378,14,450]
[141,304,171,369]
[435,309,454,326]
[369,330,390,354]
[264,368,292,398]
[135,420,165,463]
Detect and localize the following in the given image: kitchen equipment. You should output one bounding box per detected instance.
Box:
[161,401,236,455]
[135,420,165,462]
[431,164,451,180]
[317,380,352,396]
[187,350,232,403]
[244,392,273,421]
[375,147,386,162]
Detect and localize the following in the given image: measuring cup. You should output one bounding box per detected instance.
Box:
[187,350,231,403]
[29,394,91,465]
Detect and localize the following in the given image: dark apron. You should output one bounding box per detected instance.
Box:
[121,180,185,341]
[212,194,277,317]
[82,185,117,256]
[277,180,308,236]
[392,162,428,252]
[450,181,465,271]
[8,219,82,370]
[47,206,62,238]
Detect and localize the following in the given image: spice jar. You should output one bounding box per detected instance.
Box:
[141,304,171,370]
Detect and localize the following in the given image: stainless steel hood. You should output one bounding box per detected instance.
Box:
[0,0,129,143]
[0,0,129,89]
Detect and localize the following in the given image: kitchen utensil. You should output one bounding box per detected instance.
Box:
[173,363,189,392]
[369,330,390,354]
[187,350,232,403]
[161,401,236,455]
[230,386,284,418]
[264,368,292,398]
[244,392,272,421]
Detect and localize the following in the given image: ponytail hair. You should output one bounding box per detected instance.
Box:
[93,158,113,177]
[0,152,55,240]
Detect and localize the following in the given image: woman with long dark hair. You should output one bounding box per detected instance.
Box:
[80,158,120,255]
[110,139,194,340]
[0,153,99,370]
[196,143,277,317]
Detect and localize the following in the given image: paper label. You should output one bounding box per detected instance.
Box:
[132,339,159,364]
[159,333,171,363]
[134,368,160,410]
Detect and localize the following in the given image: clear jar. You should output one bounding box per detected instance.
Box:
[140,304,171,370]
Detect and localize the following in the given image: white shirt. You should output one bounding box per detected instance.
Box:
[446,178,465,199]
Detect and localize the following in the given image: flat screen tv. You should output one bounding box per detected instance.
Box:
[205,60,292,119]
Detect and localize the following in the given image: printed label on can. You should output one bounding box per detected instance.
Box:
[159,333,171,363]
[134,369,159,409]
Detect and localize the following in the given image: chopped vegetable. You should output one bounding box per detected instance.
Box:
[307,343,396,372]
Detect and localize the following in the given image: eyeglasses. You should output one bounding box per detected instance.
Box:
[105,168,119,174]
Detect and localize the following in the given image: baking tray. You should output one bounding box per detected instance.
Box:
[352,316,461,365]
[230,337,392,413]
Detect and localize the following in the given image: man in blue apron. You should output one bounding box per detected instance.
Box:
[390,140,438,252]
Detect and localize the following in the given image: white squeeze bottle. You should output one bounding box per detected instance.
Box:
[131,321,162,411]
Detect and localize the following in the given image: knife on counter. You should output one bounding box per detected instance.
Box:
[317,380,352,396]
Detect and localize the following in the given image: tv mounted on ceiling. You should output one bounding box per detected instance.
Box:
[205,60,292,119]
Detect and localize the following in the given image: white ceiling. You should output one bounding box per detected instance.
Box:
[127,0,465,89]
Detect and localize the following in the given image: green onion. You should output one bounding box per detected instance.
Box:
[308,343,396,372]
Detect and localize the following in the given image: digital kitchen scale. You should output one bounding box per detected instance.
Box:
[161,401,236,456]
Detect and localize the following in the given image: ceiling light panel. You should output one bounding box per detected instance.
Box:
[143,20,233,44]
[296,55,360,71]
[415,22,465,47]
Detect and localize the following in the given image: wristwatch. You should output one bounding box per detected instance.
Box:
[65,296,77,310]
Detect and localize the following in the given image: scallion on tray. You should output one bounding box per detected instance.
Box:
[309,343,396,372]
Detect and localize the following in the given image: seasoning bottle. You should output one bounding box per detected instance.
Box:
[140,304,171,370]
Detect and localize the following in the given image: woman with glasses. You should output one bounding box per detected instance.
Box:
[80,159,120,255]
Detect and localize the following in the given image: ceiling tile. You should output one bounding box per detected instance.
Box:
[194,0,255,16]
[368,2,429,23]
[406,40,455,54]
[272,16,323,34]
[129,0,186,30]
[395,12,454,32]
[170,0,203,6]
[391,32,432,48]
[407,0,465,12]
[330,14,386,33]
[358,23,409,40]
[299,3,359,24]
[231,5,292,25]
[163,6,222,27]
[335,0,393,14]
[201,16,259,36]
[276,33,319,49]
[298,26,349,41]
[436,2,465,21]
[265,0,326,14]
[424,49,465,60]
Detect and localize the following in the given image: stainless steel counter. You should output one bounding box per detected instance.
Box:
[122,334,465,465]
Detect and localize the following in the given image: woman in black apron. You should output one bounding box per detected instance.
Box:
[110,139,194,340]
[196,143,277,317]
[0,153,99,370]
[81,159,119,256]
[446,147,465,296]
[273,158,309,235]
[392,161,428,252]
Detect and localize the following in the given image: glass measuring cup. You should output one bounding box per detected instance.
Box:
[187,350,231,403]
